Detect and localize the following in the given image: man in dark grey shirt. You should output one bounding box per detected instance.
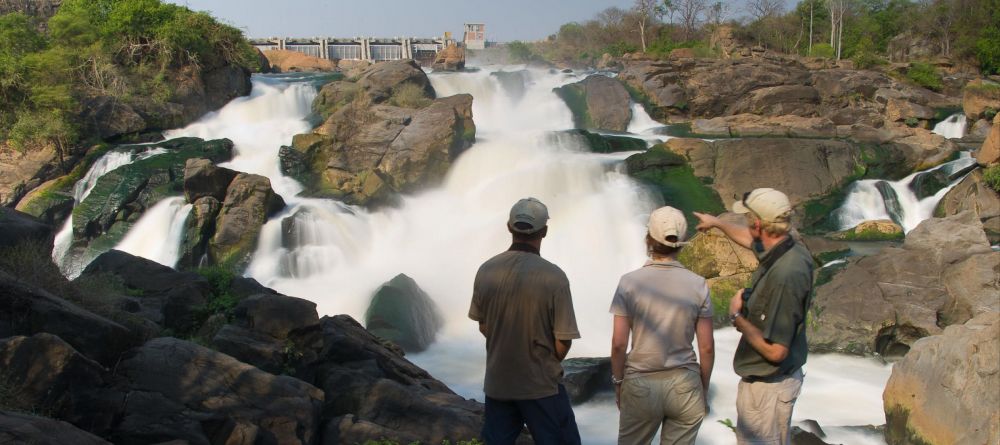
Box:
[694,188,814,445]
[469,197,581,445]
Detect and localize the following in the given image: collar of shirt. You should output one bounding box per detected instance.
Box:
[643,258,683,268]
[508,242,540,255]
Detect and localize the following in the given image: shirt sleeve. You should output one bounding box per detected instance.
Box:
[697,280,713,319]
[608,277,630,317]
[761,270,808,347]
[468,269,483,322]
[553,277,581,340]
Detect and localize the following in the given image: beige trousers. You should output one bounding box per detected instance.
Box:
[618,368,707,445]
[735,368,804,445]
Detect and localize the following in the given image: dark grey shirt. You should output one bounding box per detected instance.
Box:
[733,238,814,378]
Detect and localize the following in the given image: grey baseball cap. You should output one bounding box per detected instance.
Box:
[508,197,549,234]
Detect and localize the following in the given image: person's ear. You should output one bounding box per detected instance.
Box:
[539,226,548,239]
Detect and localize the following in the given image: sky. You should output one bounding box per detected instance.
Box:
[165,0,644,42]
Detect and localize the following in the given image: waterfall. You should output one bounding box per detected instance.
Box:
[626,101,666,135]
[52,147,169,273]
[835,154,978,232]
[114,197,193,268]
[931,113,966,139]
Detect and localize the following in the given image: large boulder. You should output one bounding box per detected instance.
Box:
[0,207,52,250]
[885,98,935,124]
[356,59,436,104]
[212,293,320,373]
[308,315,484,444]
[728,85,820,117]
[177,195,222,268]
[0,334,120,433]
[364,274,443,352]
[0,142,62,207]
[936,169,1000,240]
[432,45,466,71]
[691,114,837,138]
[553,75,632,132]
[962,80,1000,121]
[561,357,614,405]
[978,113,1000,165]
[0,411,111,445]
[209,172,285,268]
[183,157,239,203]
[80,249,214,334]
[624,144,726,218]
[263,49,338,73]
[810,212,998,356]
[678,213,758,278]
[883,312,999,445]
[290,93,475,207]
[13,176,75,225]
[112,337,324,445]
[0,269,134,366]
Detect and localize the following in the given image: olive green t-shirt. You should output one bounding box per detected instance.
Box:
[733,238,814,379]
[469,245,581,400]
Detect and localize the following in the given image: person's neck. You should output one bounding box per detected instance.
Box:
[649,254,677,262]
[510,238,542,254]
[760,233,789,251]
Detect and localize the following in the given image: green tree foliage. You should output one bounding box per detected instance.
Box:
[0,0,259,154]
[907,62,943,91]
[507,41,533,63]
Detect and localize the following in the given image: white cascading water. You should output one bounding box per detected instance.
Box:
[114,68,892,444]
[52,147,171,274]
[114,197,193,268]
[931,113,966,139]
[835,153,978,233]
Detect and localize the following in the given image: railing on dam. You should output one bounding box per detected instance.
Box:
[250,37,453,63]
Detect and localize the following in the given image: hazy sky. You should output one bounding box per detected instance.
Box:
[166,0,645,42]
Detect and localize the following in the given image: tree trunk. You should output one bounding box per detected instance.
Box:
[639,20,647,52]
[809,1,814,55]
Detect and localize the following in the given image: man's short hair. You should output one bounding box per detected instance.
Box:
[746,212,791,236]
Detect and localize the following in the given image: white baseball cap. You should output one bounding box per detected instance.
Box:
[732,188,792,222]
[508,197,549,234]
[648,206,688,247]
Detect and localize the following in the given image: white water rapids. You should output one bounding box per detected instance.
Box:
[931,112,966,139]
[56,68,897,444]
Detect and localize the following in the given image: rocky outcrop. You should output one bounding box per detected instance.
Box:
[883,312,999,445]
[67,138,233,265]
[357,59,436,104]
[679,213,758,278]
[212,293,319,374]
[432,45,466,71]
[263,49,338,73]
[561,357,613,404]
[0,206,52,249]
[0,142,65,208]
[624,143,726,218]
[553,75,632,132]
[0,269,134,366]
[114,337,324,445]
[364,274,443,353]
[692,114,837,138]
[210,173,285,268]
[936,168,1000,240]
[810,212,998,357]
[287,90,475,207]
[962,80,1000,121]
[831,219,904,241]
[0,411,111,445]
[978,113,1000,165]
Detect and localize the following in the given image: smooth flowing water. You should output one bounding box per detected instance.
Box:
[835,153,977,233]
[94,69,893,444]
[114,197,193,268]
[931,113,966,139]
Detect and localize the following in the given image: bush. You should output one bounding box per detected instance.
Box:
[389,82,431,109]
[904,117,920,127]
[811,43,835,58]
[507,40,533,63]
[907,62,943,91]
[976,27,1000,75]
[983,165,1000,192]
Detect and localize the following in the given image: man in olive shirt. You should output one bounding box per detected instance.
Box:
[469,197,582,445]
[694,188,814,445]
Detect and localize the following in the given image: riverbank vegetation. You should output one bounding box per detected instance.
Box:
[0,0,259,157]
[514,0,1000,75]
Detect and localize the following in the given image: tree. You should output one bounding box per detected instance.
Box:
[633,0,663,52]
[677,0,709,41]
[827,0,848,60]
[707,1,729,26]
[746,0,785,21]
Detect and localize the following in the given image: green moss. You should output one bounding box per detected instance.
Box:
[885,406,935,445]
[983,165,1000,192]
[838,226,904,241]
[814,260,848,288]
[552,83,592,129]
[707,275,749,327]
[562,129,646,153]
[627,147,725,229]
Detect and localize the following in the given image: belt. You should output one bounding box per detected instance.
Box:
[741,369,798,384]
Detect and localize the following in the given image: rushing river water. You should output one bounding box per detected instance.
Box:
[55,68,899,444]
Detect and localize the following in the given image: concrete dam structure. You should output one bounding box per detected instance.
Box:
[250,37,454,64]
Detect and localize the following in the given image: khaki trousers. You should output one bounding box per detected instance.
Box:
[618,368,706,445]
[735,368,804,445]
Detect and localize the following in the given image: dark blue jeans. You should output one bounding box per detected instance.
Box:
[483,384,582,445]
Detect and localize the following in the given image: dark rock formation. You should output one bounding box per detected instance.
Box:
[364,274,443,352]
[883,312,999,445]
[551,129,647,153]
[561,357,613,405]
[810,212,998,356]
[0,269,133,366]
[0,206,52,250]
[0,411,111,445]
[553,74,632,132]
[182,158,239,203]
[209,172,285,268]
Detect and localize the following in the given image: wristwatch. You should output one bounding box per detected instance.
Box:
[729,312,743,325]
[611,375,624,385]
